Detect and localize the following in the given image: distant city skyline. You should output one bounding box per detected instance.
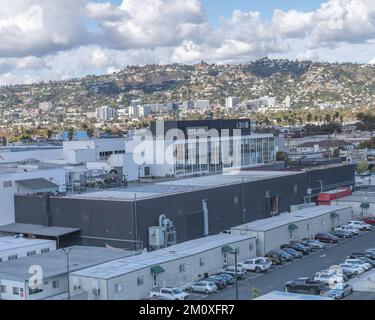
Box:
[1,0,375,85]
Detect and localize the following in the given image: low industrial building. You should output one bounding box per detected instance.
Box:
[14,164,356,249]
[333,191,375,217]
[69,233,256,300]
[0,246,137,300]
[0,236,56,263]
[230,205,353,256]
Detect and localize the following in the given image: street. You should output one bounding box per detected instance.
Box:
[201,230,375,300]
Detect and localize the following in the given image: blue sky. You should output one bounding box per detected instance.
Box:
[1,0,375,85]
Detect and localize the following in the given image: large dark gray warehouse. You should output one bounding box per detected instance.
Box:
[13,164,355,250]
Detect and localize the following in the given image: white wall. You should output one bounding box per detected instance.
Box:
[0,149,62,164]
[0,168,66,226]
[0,239,56,262]
[70,237,256,300]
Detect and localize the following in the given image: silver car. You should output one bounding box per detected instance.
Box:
[189,281,218,294]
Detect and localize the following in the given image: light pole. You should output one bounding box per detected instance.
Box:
[62,248,72,300]
[241,178,247,223]
[230,250,239,300]
[317,179,323,192]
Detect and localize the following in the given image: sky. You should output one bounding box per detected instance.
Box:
[1,0,375,85]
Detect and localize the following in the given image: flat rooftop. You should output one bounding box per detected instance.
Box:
[68,170,300,201]
[0,223,80,238]
[0,146,62,153]
[231,205,351,232]
[336,191,375,203]
[0,246,138,281]
[0,236,55,253]
[70,233,254,280]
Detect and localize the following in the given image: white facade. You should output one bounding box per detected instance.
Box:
[231,205,353,256]
[0,236,56,263]
[69,234,256,300]
[225,97,239,109]
[95,106,115,121]
[0,166,66,226]
[0,146,62,164]
[194,100,210,110]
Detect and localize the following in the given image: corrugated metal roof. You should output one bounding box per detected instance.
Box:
[0,223,80,237]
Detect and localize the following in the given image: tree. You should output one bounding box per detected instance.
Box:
[306,113,312,123]
[357,160,368,174]
[67,128,74,141]
[251,287,261,299]
[86,128,94,139]
[276,151,288,162]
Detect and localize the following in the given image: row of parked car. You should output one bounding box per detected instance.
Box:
[187,257,273,295]
[284,248,375,299]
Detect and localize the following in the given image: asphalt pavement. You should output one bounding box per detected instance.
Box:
[202,230,375,300]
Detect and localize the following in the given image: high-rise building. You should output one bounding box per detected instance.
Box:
[96,106,115,121]
[225,97,239,109]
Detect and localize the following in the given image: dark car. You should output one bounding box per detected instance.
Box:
[315,233,339,244]
[281,243,310,255]
[363,217,375,226]
[216,273,236,285]
[331,230,353,239]
[280,248,303,259]
[284,277,326,295]
[272,250,293,262]
[207,276,226,289]
[349,252,375,260]
[265,252,283,265]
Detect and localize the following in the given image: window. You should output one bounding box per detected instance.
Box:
[199,258,205,267]
[137,276,144,286]
[8,255,17,261]
[179,264,185,272]
[0,285,6,293]
[249,243,254,252]
[223,253,228,265]
[152,274,158,288]
[307,224,310,231]
[321,219,325,226]
[114,283,123,293]
[294,185,298,193]
[3,181,12,188]
[41,248,50,253]
[52,280,60,289]
[13,287,19,295]
[27,251,36,256]
[29,287,43,295]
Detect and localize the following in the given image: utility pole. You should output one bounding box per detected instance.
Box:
[241,177,246,223]
[230,250,239,300]
[62,248,72,300]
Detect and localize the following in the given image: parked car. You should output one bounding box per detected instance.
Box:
[355,257,375,267]
[280,248,303,259]
[345,259,372,271]
[238,257,272,273]
[280,243,310,255]
[348,252,375,261]
[337,266,354,279]
[314,271,345,285]
[334,226,358,236]
[302,239,325,250]
[149,287,189,300]
[215,273,236,285]
[326,283,353,299]
[363,217,375,226]
[331,229,353,238]
[272,249,293,262]
[221,266,247,278]
[340,263,365,275]
[315,233,339,243]
[348,221,372,231]
[265,252,283,265]
[206,276,226,290]
[284,277,326,295]
[189,281,218,294]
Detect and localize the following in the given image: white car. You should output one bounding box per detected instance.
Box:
[221,265,247,277]
[340,263,366,275]
[345,259,372,271]
[348,221,372,231]
[238,257,272,273]
[334,225,359,235]
[189,281,218,294]
[149,287,190,300]
[314,271,345,285]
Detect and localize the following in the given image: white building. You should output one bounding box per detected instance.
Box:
[230,205,353,256]
[0,236,56,263]
[194,100,210,110]
[0,164,66,226]
[0,146,62,164]
[225,97,239,109]
[333,191,375,217]
[0,246,137,300]
[95,106,115,121]
[38,101,53,112]
[69,233,256,300]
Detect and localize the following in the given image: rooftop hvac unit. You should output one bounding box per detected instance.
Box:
[149,215,177,250]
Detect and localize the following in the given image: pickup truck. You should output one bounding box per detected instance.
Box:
[149,287,189,300]
[284,277,326,295]
[238,257,272,273]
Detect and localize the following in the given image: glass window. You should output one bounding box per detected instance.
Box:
[114,283,123,293]
[13,287,19,295]
[27,251,36,256]
[41,248,50,253]
[8,255,17,261]
[0,285,6,293]
[52,280,60,289]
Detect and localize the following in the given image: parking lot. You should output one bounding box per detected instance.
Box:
[197,229,375,300]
